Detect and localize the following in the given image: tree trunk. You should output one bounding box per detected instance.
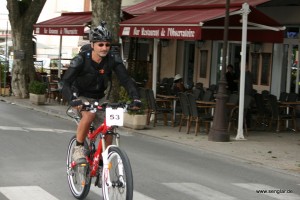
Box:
[91,0,121,42]
[91,0,122,102]
[7,0,47,98]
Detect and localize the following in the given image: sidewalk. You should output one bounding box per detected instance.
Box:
[1,95,299,176]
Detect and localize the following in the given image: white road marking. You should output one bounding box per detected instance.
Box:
[0,126,26,131]
[133,191,156,200]
[163,182,237,200]
[234,183,300,200]
[89,185,157,200]
[0,186,59,200]
[0,126,74,133]
[26,127,74,133]
[2,183,299,200]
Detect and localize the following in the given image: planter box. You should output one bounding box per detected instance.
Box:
[123,112,147,130]
[1,88,9,96]
[29,93,46,105]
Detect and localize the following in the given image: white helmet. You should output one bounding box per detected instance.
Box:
[174,74,182,82]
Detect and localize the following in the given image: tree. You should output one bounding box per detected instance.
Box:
[7,0,47,98]
[91,0,122,102]
[91,0,121,42]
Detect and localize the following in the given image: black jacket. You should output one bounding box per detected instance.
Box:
[62,50,139,102]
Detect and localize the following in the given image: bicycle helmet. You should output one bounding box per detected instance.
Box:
[89,21,112,42]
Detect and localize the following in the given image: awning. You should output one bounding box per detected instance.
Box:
[123,0,178,16]
[34,12,91,36]
[120,4,284,42]
[123,0,270,16]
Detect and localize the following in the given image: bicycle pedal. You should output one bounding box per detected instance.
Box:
[71,160,87,168]
[79,163,87,167]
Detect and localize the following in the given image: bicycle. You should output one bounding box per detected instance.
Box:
[66,101,133,200]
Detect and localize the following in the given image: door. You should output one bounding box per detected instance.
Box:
[284,39,300,93]
[183,41,195,89]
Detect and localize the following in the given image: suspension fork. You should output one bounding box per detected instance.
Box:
[101,129,125,187]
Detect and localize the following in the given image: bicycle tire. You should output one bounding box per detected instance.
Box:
[102,146,133,200]
[66,135,91,199]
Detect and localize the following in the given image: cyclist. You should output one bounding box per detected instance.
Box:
[62,21,141,165]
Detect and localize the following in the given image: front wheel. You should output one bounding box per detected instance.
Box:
[102,147,133,200]
[66,135,91,199]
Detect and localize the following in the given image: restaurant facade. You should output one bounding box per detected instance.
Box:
[33,0,300,98]
[120,0,300,98]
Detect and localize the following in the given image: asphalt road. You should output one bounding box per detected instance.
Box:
[0,101,299,200]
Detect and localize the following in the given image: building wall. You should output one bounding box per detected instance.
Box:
[36,0,85,59]
[160,40,177,80]
[194,41,212,89]
[249,43,273,93]
[36,0,144,60]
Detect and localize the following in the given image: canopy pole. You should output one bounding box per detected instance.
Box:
[235,3,250,140]
[152,38,159,96]
[58,35,62,79]
[295,41,300,93]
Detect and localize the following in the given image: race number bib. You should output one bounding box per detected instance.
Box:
[106,107,124,126]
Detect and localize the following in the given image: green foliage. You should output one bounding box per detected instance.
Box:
[28,80,47,94]
[119,86,131,104]
[127,60,148,84]
[118,86,147,115]
[0,61,9,87]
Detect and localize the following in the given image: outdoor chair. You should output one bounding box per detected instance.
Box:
[267,94,297,132]
[253,93,271,130]
[261,90,270,100]
[279,91,288,102]
[138,87,149,105]
[178,92,190,133]
[208,84,218,94]
[146,89,173,127]
[226,93,239,121]
[193,88,205,100]
[186,93,213,135]
[202,89,214,102]
[227,94,252,135]
[227,93,239,105]
[287,92,298,102]
[46,79,64,104]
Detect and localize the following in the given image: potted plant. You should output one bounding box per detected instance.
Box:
[28,80,47,105]
[119,86,147,130]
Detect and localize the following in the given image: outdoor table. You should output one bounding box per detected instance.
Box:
[279,101,300,131]
[196,100,216,113]
[157,94,179,125]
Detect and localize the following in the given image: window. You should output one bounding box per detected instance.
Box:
[285,27,299,39]
[261,53,271,85]
[251,53,260,85]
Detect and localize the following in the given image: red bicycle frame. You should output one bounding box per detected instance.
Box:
[86,118,112,177]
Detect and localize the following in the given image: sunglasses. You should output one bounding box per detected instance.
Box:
[97,43,111,47]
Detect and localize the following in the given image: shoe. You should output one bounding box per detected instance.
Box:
[72,145,87,164]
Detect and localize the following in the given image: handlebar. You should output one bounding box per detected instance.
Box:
[81,102,127,112]
[66,101,140,119]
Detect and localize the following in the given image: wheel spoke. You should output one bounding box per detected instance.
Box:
[102,147,133,200]
[66,136,91,199]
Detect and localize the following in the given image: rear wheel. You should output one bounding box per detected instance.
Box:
[66,136,91,199]
[102,147,133,200]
